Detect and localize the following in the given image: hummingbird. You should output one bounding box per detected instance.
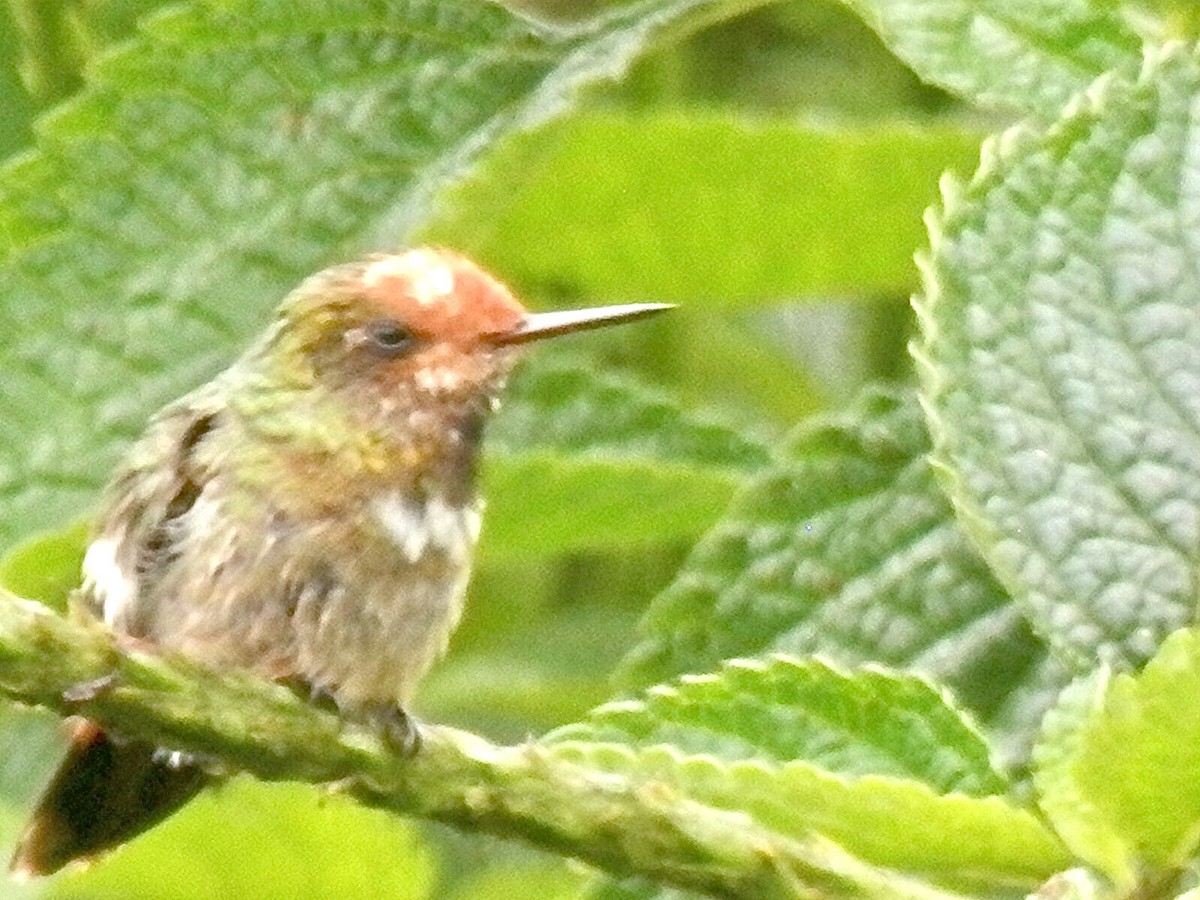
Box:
[10,247,670,877]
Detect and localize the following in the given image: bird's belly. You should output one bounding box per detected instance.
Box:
[291,558,470,708]
[128,493,476,711]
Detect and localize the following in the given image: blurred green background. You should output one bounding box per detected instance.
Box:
[0,0,985,896]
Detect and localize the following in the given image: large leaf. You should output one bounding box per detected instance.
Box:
[443,858,583,900]
[425,112,982,304]
[0,5,35,157]
[917,43,1200,671]
[619,387,1056,751]
[0,0,766,552]
[551,659,1070,891]
[0,522,86,613]
[0,529,79,843]
[837,0,1141,119]
[554,656,1006,796]
[44,780,435,900]
[483,359,769,558]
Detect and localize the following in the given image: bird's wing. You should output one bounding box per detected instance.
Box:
[77,388,226,636]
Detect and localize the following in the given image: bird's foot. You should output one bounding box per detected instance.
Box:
[364,703,422,758]
[281,679,422,757]
[281,676,340,714]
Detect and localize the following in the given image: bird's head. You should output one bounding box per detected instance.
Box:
[243,248,669,488]
[269,248,667,410]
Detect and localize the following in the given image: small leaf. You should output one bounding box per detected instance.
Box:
[425,112,983,304]
[839,0,1141,118]
[619,387,1055,749]
[551,657,1071,890]
[1032,669,1133,886]
[1070,627,1200,870]
[0,15,34,158]
[917,43,1200,670]
[0,536,77,856]
[482,359,770,557]
[554,656,1006,796]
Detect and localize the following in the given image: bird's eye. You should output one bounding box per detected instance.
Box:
[366,319,415,357]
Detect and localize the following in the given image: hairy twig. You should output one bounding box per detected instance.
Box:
[0,592,969,900]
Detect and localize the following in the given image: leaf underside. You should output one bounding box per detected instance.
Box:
[620,388,1057,753]
[838,0,1141,119]
[552,657,1069,890]
[0,0,765,551]
[918,43,1200,671]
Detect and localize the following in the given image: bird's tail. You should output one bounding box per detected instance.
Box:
[10,720,208,878]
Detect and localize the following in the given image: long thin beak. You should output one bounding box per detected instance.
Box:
[488,302,674,347]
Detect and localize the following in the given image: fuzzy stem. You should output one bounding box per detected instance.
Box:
[0,593,969,900]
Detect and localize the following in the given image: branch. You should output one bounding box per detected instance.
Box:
[0,593,969,900]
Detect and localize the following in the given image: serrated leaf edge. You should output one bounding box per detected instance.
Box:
[557,654,1007,794]
[548,737,1070,886]
[911,40,1196,669]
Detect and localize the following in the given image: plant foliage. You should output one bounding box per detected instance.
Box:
[2,0,1200,897]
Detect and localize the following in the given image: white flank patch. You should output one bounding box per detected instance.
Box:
[362,251,456,307]
[371,493,480,564]
[82,537,136,627]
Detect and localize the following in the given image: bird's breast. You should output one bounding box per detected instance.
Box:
[367,491,481,568]
[285,490,482,706]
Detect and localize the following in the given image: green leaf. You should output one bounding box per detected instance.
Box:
[838,0,1142,119]
[0,528,76,878]
[0,704,63,815]
[0,4,35,157]
[6,0,176,107]
[425,601,647,734]
[425,112,983,304]
[1031,629,1200,886]
[668,311,829,427]
[482,359,770,558]
[1135,1,1200,41]
[424,537,686,735]
[44,779,435,899]
[443,858,584,900]
[1067,627,1200,871]
[71,1,177,50]
[551,659,1070,890]
[0,0,766,551]
[619,387,1054,748]
[916,43,1200,671]
[1031,669,1133,886]
[0,521,87,611]
[553,656,1006,796]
